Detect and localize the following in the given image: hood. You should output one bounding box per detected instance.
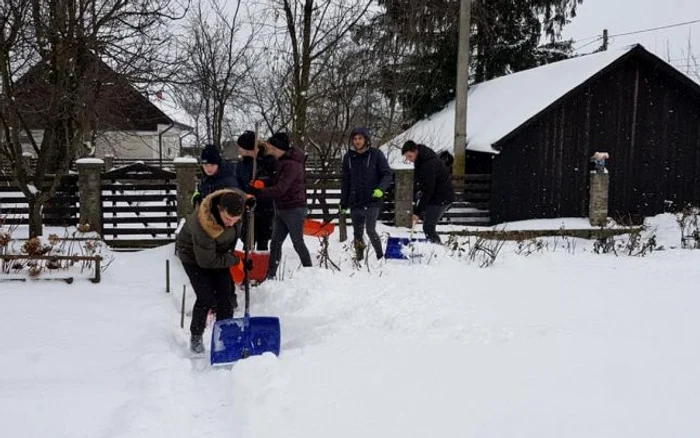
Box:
[281,147,307,164]
[349,127,371,148]
[416,144,438,164]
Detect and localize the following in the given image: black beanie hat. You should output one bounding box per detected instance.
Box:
[218,192,244,217]
[200,144,222,165]
[268,132,291,151]
[401,140,418,155]
[237,131,256,151]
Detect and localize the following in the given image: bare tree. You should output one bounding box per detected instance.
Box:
[174,0,256,148]
[268,0,373,149]
[0,0,184,237]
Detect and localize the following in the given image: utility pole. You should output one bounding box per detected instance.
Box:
[602,29,609,51]
[453,0,471,175]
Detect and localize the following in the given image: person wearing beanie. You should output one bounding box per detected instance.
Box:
[340,127,393,261]
[235,131,277,251]
[191,144,238,207]
[250,131,312,279]
[175,188,246,354]
[401,140,454,244]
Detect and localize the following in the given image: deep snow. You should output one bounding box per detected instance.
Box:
[2,215,700,437]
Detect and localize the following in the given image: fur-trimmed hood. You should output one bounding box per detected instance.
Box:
[197,188,245,239]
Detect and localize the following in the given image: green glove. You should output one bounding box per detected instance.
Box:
[191,190,201,206]
[372,188,384,199]
[340,208,349,215]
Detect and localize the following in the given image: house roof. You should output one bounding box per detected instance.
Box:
[9,54,191,132]
[381,44,656,163]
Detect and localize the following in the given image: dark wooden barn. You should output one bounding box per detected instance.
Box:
[386,44,700,225]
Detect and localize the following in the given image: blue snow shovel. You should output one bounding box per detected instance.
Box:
[210,182,281,366]
[385,222,428,260]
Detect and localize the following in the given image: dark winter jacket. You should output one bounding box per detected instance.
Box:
[257,147,307,210]
[176,189,242,269]
[198,161,238,198]
[236,155,276,212]
[414,144,455,215]
[341,148,393,209]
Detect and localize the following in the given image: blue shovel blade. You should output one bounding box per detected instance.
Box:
[210,316,281,366]
[385,237,428,260]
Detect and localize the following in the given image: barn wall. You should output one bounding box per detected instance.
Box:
[490,54,700,224]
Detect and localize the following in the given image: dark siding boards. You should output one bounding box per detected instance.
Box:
[489,50,700,224]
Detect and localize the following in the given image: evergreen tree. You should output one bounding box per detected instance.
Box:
[368,0,582,122]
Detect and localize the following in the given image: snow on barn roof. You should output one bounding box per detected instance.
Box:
[381,45,638,164]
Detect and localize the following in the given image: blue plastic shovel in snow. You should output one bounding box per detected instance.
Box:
[385,223,428,260]
[210,183,281,366]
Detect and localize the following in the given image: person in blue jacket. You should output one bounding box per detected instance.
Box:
[340,127,393,261]
[191,144,238,206]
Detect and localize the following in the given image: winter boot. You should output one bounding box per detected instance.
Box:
[190,334,205,355]
[353,238,367,261]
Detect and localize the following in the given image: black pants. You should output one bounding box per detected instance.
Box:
[267,207,313,278]
[183,263,236,336]
[423,204,450,244]
[350,206,383,258]
[254,209,274,251]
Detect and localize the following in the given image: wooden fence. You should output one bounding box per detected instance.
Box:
[0,161,491,250]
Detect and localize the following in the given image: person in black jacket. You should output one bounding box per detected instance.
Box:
[191,144,239,206]
[175,189,245,354]
[341,127,393,260]
[401,141,454,244]
[235,131,276,251]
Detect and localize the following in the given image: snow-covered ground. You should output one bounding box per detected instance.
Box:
[2,214,700,437]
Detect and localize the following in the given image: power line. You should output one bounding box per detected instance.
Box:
[608,18,700,38]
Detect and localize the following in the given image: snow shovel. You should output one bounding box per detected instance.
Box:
[385,218,428,260]
[210,155,281,367]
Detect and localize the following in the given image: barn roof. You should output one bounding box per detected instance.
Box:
[381,44,668,163]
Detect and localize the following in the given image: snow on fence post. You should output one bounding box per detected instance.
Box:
[394,168,414,228]
[589,152,610,227]
[174,157,199,220]
[76,158,104,235]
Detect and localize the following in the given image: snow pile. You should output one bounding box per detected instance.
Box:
[2,218,700,437]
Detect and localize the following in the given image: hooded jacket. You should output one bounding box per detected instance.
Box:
[257,147,307,210]
[413,144,455,214]
[341,128,393,209]
[176,189,243,269]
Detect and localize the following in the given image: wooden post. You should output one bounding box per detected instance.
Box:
[339,210,347,242]
[394,169,414,228]
[453,0,471,175]
[165,259,170,293]
[589,153,610,226]
[76,158,104,236]
[180,285,186,329]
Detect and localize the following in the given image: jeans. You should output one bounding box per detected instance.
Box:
[350,206,384,258]
[423,204,450,244]
[182,263,236,336]
[267,207,313,278]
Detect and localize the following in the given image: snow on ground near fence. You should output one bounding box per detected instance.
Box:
[1,214,700,437]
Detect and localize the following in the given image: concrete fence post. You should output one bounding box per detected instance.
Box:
[174,157,199,220]
[589,152,610,227]
[76,158,104,235]
[394,168,414,228]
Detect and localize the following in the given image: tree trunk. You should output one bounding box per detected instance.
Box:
[27,196,43,238]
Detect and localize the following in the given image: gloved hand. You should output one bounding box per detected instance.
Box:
[191,190,201,206]
[245,194,257,209]
[372,188,384,199]
[252,179,265,190]
[340,208,349,215]
[244,259,254,271]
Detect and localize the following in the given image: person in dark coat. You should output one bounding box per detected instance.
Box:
[401,141,455,244]
[176,188,245,354]
[235,130,276,251]
[340,127,393,260]
[250,132,312,279]
[191,144,239,206]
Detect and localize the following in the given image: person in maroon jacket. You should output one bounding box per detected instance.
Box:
[252,132,312,280]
